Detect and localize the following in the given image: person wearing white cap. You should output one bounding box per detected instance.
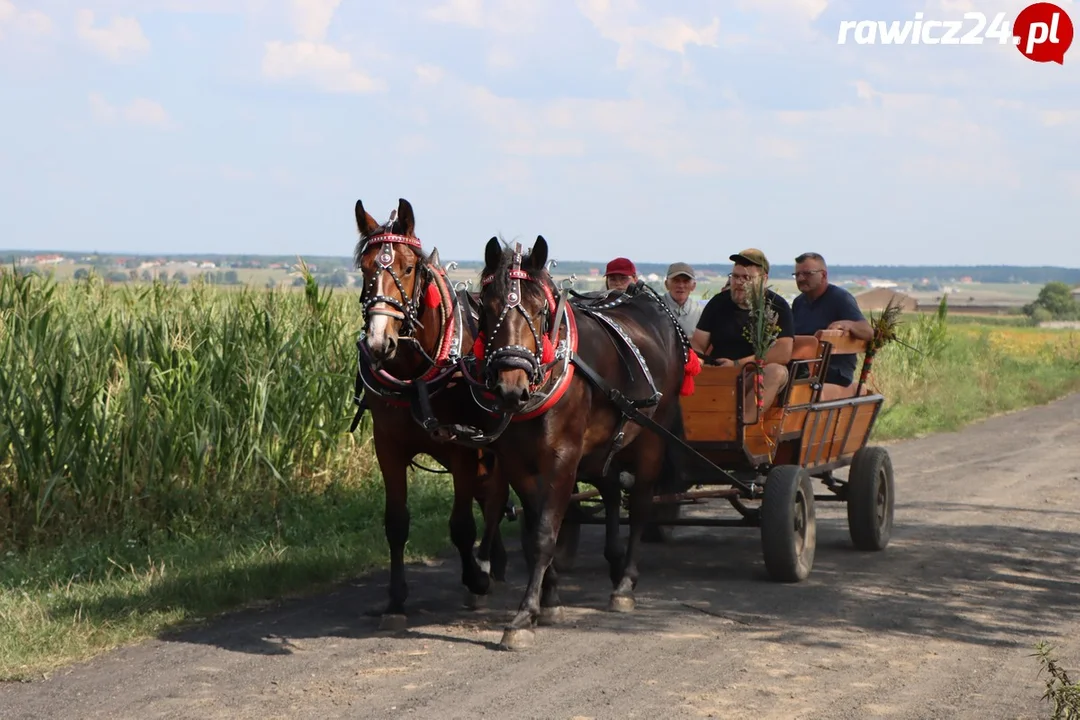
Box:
[661,262,701,337]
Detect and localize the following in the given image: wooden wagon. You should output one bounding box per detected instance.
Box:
[559,328,896,582]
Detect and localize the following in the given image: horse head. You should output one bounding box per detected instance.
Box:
[354,197,444,367]
[477,235,559,411]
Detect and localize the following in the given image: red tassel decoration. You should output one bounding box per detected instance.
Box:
[472,333,485,361]
[680,350,702,396]
[424,282,441,308]
[541,335,554,364]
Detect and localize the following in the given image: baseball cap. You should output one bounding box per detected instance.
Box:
[729,248,770,274]
[665,262,695,280]
[604,257,637,276]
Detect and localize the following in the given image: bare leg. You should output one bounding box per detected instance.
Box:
[743,364,790,423]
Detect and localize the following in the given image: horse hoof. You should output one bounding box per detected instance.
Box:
[464,591,488,610]
[608,594,635,613]
[499,628,535,650]
[378,613,408,632]
[538,606,563,626]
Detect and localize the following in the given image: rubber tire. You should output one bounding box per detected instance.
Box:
[846,446,895,551]
[760,465,816,583]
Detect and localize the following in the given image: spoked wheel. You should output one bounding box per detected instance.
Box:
[846,446,895,551]
[760,465,816,583]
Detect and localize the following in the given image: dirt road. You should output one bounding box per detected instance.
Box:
[4,394,1080,720]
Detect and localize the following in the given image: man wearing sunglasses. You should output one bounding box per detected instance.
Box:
[691,248,794,420]
[791,252,872,392]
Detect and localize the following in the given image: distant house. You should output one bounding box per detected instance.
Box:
[1072,286,1080,298]
[853,288,917,312]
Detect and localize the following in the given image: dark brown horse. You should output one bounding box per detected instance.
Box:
[352,198,511,630]
[470,235,694,649]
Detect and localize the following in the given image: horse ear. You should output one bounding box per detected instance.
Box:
[484,237,502,270]
[355,199,379,236]
[428,247,440,266]
[396,198,416,236]
[529,235,548,272]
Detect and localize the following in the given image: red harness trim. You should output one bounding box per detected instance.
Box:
[513,306,578,421]
[418,265,456,382]
[366,232,423,248]
[362,231,457,399]
[476,302,579,421]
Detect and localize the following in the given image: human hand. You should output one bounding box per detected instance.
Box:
[827,320,853,333]
[714,358,735,367]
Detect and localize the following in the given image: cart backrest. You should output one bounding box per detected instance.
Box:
[814,328,869,356]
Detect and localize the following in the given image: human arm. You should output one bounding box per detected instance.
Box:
[827,318,873,340]
[690,297,717,358]
[690,329,711,357]
[827,291,873,340]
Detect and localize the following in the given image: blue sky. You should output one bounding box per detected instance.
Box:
[1,0,1078,266]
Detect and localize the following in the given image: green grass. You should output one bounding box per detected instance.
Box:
[2,268,1079,682]
[0,475,465,681]
[868,307,1080,440]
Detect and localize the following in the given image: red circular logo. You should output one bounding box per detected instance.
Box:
[1014,2,1074,63]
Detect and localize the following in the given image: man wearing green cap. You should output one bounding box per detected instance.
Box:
[691,248,794,421]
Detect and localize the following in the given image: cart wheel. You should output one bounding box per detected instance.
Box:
[760,465,816,583]
[846,446,894,551]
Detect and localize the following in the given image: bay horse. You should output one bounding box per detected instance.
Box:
[351,197,512,630]
[470,235,697,649]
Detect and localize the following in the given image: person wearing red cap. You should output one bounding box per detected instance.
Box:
[604,257,638,293]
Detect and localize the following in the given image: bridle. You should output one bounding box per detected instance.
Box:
[358,215,429,342]
[478,242,558,388]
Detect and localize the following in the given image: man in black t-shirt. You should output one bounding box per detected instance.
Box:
[691,248,794,421]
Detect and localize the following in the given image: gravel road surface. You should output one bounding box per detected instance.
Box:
[4,394,1080,720]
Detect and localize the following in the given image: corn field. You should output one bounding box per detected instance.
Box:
[0,267,369,549]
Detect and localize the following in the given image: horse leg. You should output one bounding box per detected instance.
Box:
[474,455,510,583]
[500,450,579,649]
[599,477,625,588]
[374,438,410,631]
[483,478,511,582]
[447,452,490,601]
[609,434,666,613]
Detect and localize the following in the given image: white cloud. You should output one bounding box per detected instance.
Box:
[0,1,53,37]
[262,40,384,93]
[576,0,720,69]
[287,0,340,41]
[75,9,149,61]
[425,0,482,27]
[89,93,175,129]
[423,0,545,33]
[737,0,828,21]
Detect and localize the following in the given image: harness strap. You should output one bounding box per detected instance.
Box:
[575,304,660,408]
[568,353,756,495]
